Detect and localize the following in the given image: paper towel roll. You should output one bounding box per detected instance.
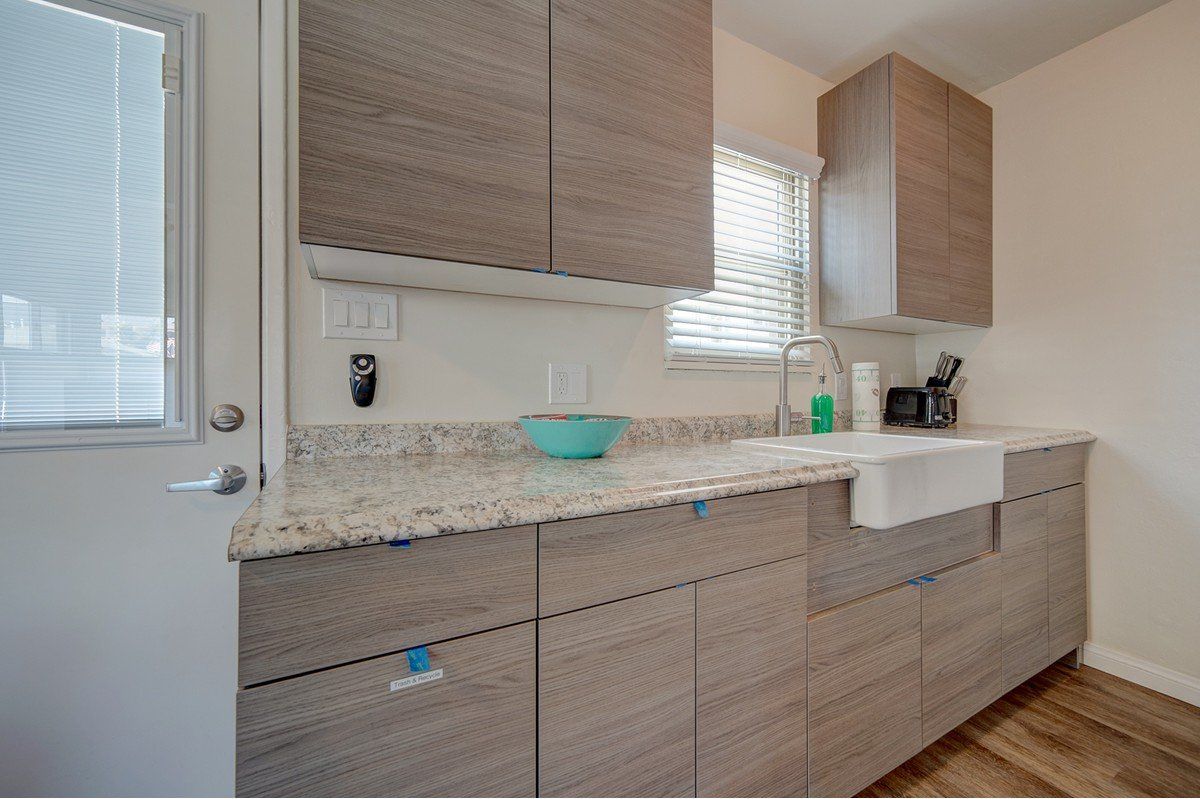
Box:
[852,362,881,431]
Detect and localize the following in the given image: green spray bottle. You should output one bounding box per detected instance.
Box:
[811,365,834,434]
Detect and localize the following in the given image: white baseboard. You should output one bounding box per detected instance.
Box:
[1082,642,1200,707]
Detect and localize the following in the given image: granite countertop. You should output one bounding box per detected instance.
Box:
[228,419,1095,562]
[229,443,856,561]
[879,422,1096,454]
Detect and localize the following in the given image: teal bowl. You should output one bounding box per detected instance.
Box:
[518,414,632,459]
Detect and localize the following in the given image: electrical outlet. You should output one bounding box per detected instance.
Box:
[548,363,587,404]
[834,371,849,401]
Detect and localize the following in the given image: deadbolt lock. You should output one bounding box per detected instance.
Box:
[210,403,245,432]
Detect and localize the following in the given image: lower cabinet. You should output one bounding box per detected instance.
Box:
[808,581,922,797]
[538,586,697,797]
[920,553,1002,745]
[236,622,536,797]
[697,557,808,797]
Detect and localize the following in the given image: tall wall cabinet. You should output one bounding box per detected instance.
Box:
[298,0,714,295]
[817,53,993,332]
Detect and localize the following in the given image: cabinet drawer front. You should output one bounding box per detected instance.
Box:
[1003,444,1085,501]
[808,582,923,797]
[236,622,536,798]
[697,557,808,797]
[539,488,807,616]
[808,503,993,612]
[539,587,696,797]
[239,526,536,686]
[921,553,1002,746]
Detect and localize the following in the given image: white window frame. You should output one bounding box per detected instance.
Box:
[664,122,824,373]
[0,0,203,451]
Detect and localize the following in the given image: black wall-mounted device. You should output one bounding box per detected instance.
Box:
[350,354,376,407]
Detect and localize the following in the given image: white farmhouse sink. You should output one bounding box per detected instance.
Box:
[733,431,1003,529]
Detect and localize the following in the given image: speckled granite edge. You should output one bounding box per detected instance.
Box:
[288,411,858,460]
[883,423,1096,455]
[230,457,856,560]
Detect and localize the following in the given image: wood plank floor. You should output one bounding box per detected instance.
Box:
[861,663,1200,797]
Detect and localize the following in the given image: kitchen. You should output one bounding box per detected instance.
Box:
[1,0,1198,797]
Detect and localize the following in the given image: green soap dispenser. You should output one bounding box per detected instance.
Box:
[811,366,834,434]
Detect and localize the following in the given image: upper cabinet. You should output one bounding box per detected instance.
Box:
[817,53,993,332]
[551,0,714,291]
[297,0,714,306]
[298,0,551,269]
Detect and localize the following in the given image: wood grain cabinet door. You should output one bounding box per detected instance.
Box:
[920,553,1003,746]
[808,581,922,797]
[948,84,993,325]
[539,586,696,797]
[998,494,1050,691]
[236,623,536,798]
[892,54,950,321]
[1048,484,1087,656]
[298,0,550,269]
[697,557,808,797]
[550,0,714,290]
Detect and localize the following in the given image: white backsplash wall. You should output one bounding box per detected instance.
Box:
[917,0,1200,682]
[288,28,917,425]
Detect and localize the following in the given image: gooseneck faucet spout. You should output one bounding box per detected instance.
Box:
[776,335,844,436]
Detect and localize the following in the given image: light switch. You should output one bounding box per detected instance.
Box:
[323,288,399,340]
[352,301,370,328]
[333,299,349,326]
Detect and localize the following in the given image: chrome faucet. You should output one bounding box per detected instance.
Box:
[776,335,845,436]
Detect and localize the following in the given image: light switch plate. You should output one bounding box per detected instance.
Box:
[548,363,587,404]
[323,288,398,340]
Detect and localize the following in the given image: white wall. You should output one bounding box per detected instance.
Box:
[287,28,917,425]
[917,0,1200,680]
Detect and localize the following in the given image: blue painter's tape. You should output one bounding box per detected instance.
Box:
[918,575,937,583]
[907,578,922,586]
[407,646,430,673]
[532,266,551,273]
[693,500,709,518]
[389,540,411,548]
[554,270,568,277]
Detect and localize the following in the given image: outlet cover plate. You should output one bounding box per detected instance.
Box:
[323,288,398,341]
[548,363,587,404]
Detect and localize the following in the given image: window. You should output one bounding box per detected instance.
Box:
[665,144,814,369]
[0,0,198,449]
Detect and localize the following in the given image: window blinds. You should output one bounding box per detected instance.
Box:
[665,145,812,366]
[0,0,169,430]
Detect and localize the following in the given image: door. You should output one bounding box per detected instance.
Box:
[998,494,1050,691]
[297,0,550,269]
[539,586,696,797]
[551,0,714,290]
[808,581,922,797]
[1048,484,1087,656]
[920,553,1002,746]
[697,557,808,797]
[0,0,260,794]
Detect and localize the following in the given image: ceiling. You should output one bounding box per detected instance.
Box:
[713,0,1170,93]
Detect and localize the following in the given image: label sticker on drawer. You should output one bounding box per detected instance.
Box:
[389,669,444,692]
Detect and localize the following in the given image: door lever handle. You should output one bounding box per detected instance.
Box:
[165,465,247,495]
